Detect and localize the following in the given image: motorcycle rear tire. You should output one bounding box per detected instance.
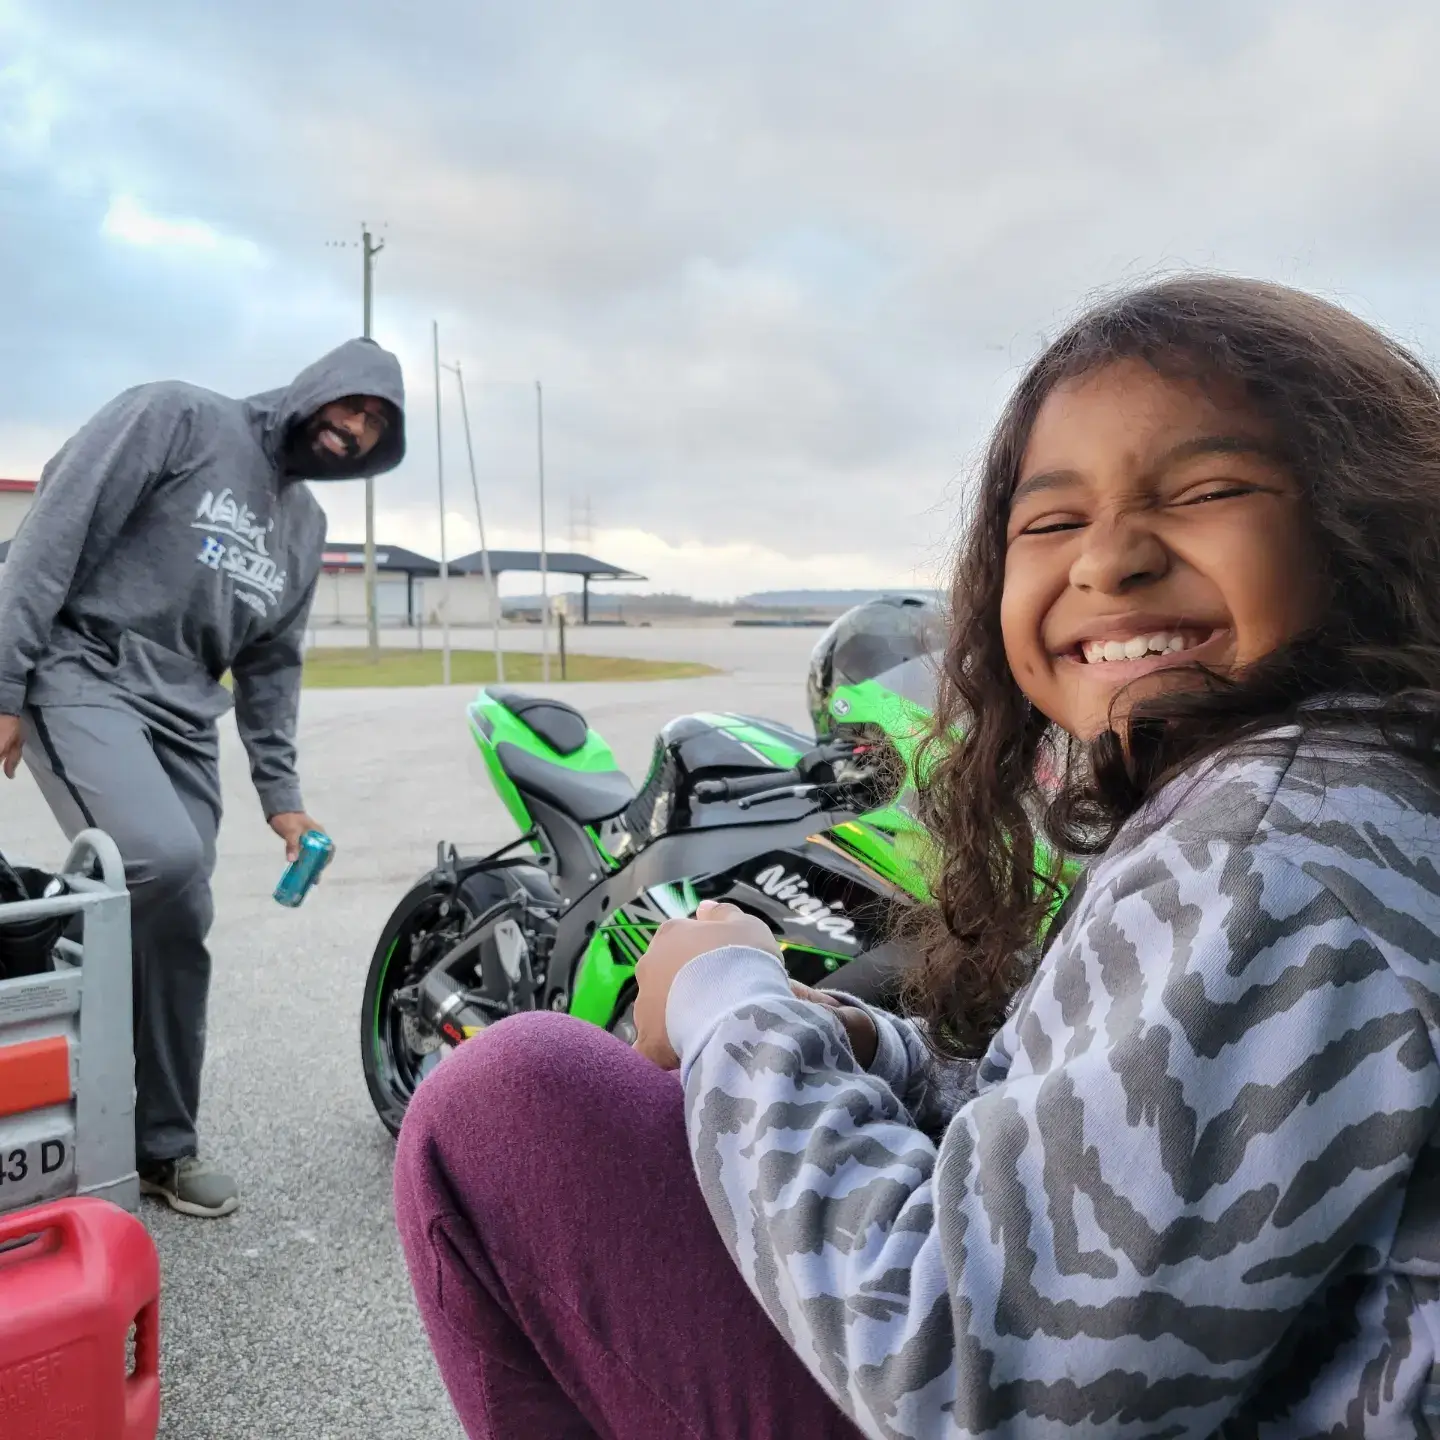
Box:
[360,869,508,1136]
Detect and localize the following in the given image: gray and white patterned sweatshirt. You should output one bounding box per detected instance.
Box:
[666,729,1440,1438]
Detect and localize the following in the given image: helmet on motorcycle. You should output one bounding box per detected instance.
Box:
[806,594,945,738]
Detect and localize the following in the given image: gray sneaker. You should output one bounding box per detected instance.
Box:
[139,1157,240,1218]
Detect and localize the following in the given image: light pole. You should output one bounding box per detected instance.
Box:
[444,359,505,684]
[432,321,451,686]
[360,225,384,662]
[328,224,387,661]
[536,380,550,683]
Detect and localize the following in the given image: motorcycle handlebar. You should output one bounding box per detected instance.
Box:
[692,740,872,806]
[692,770,801,804]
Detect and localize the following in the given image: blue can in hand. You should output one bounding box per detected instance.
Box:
[273,830,334,908]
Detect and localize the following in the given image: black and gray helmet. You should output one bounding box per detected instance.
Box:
[805,595,945,738]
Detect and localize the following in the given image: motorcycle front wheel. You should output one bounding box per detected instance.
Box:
[360,869,509,1136]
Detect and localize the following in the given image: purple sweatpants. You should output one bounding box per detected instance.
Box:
[393,1012,862,1439]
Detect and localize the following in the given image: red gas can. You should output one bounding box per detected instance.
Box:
[0,1197,160,1439]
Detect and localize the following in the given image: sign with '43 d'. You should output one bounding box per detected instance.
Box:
[0,1122,73,1213]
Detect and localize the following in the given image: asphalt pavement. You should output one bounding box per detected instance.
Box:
[2,634,815,1439]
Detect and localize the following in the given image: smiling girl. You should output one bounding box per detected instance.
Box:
[394,276,1440,1438]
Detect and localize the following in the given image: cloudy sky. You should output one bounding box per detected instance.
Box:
[3,1,1439,598]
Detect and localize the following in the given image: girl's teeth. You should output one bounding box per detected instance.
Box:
[1082,632,1196,664]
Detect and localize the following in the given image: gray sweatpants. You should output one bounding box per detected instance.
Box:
[22,703,221,1164]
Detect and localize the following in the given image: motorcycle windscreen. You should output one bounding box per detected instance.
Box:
[868,651,942,713]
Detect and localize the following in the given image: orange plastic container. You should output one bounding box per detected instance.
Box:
[0,1197,159,1438]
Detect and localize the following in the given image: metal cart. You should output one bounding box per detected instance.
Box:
[0,829,136,1217]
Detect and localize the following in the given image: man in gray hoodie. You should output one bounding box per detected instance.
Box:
[0,338,406,1217]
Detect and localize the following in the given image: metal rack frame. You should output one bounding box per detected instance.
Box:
[0,829,136,1215]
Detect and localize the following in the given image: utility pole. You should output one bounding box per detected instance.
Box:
[446,360,505,683]
[432,322,451,686]
[536,380,550,683]
[361,224,385,662]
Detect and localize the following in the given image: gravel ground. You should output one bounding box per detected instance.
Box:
[2,653,812,1439]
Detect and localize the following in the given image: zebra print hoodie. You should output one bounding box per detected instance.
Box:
[666,728,1440,1438]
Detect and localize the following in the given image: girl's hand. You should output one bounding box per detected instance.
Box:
[789,982,880,1068]
[632,901,779,1069]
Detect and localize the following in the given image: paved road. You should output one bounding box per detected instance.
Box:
[3,669,812,1439]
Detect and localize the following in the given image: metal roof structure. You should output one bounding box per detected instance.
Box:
[449,549,645,583]
[321,545,645,584]
[450,549,645,624]
[321,545,645,623]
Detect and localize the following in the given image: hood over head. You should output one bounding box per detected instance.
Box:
[248,337,406,480]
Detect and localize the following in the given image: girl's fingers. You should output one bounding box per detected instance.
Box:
[696,900,743,922]
[790,981,843,1008]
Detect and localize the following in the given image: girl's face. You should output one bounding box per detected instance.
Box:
[1001,360,1324,740]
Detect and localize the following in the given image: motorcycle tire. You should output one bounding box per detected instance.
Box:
[360,868,509,1136]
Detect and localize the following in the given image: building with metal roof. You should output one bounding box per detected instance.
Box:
[449,549,646,624]
[315,544,645,627]
[0,478,37,547]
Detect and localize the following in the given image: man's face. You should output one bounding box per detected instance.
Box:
[309,396,391,464]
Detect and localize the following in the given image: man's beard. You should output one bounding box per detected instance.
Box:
[283,416,363,478]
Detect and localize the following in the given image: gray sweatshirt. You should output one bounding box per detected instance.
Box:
[0,338,405,816]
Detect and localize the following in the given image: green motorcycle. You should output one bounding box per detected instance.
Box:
[360,601,1073,1136]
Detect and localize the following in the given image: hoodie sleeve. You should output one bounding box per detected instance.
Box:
[805,987,976,1134]
[666,842,1439,1439]
[0,385,183,715]
[230,513,325,819]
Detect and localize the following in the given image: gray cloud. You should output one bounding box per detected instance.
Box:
[6,0,1440,591]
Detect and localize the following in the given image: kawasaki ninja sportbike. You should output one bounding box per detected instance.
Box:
[359,684,936,1135]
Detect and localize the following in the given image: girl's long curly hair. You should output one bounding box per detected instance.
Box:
[909,274,1440,1059]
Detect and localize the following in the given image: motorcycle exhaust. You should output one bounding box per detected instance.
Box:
[418,970,492,1046]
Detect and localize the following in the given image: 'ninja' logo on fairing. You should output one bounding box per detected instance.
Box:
[754,865,856,943]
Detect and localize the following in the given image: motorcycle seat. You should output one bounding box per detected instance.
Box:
[489,687,589,757]
[495,742,637,824]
